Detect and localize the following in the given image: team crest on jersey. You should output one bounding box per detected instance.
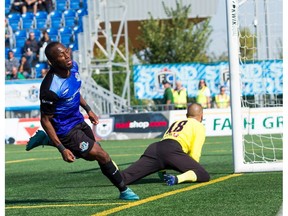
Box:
[95,118,114,138]
[79,141,89,152]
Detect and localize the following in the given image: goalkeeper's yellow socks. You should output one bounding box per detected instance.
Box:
[177,170,197,184]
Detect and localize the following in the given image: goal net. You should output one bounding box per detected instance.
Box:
[226,0,283,172]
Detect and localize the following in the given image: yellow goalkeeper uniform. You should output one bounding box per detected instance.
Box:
[121,117,209,185]
[161,118,206,162]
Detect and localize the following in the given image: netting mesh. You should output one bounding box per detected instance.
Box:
[236,0,283,164]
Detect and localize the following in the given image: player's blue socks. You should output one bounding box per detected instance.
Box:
[119,188,139,200]
[163,174,178,186]
[26,130,52,151]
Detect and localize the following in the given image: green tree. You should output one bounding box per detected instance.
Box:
[134,1,212,64]
[239,27,257,61]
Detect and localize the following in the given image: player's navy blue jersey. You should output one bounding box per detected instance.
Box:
[40,61,84,136]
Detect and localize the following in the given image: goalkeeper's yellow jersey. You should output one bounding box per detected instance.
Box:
[161,118,206,162]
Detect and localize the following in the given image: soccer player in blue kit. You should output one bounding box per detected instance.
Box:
[28,42,139,200]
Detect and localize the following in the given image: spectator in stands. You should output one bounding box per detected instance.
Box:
[18,55,32,78]
[215,86,230,108]
[37,0,53,13]
[6,66,26,80]
[162,79,174,110]
[196,79,211,109]
[41,68,49,78]
[23,31,39,67]
[5,50,20,78]
[10,0,26,14]
[22,0,38,14]
[5,18,14,49]
[173,81,187,110]
[38,30,51,62]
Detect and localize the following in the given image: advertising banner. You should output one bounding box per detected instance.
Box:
[5,80,42,111]
[5,108,282,144]
[169,107,283,136]
[133,60,283,99]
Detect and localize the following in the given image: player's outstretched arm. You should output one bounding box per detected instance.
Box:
[40,113,75,162]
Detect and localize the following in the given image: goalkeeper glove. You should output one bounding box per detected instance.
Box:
[163,174,178,186]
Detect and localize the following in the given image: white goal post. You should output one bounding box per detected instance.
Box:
[226,0,283,172]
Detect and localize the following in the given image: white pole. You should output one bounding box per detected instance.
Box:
[226,0,244,173]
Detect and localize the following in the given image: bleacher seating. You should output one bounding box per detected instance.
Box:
[63,9,77,28]
[12,47,24,59]
[5,0,11,15]
[5,0,86,79]
[73,25,83,44]
[31,29,42,41]
[59,27,73,47]
[69,0,81,10]
[14,30,27,48]
[8,13,21,32]
[76,8,88,26]
[35,11,48,29]
[5,47,10,59]
[21,12,35,30]
[55,0,68,12]
[46,27,59,41]
[35,62,49,78]
[49,11,63,28]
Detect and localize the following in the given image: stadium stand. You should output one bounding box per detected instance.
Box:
[55,0,68,12]
[14,30,27,48]
[34,62,49,78]
[30,29,42,41]
[12,47,24,59]
[21,12,35,30]
[49,10,63,28]
[5,0,11,15]
[35,11,48,29]
[59,27,74,47]
[5,0,88,79]
[46,27,59,41]
[63,9,77,27]
[69,0,81,10]
[7,13,21,32]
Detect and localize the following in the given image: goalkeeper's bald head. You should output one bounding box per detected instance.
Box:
[186,103,203,122]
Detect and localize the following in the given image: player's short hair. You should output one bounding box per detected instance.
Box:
[45,41,61,62]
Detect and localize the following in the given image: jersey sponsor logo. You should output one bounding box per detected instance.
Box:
[41,99,53,104]
[79,141,89,152]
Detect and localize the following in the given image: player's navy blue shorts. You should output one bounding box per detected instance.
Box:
[59,121,96,158]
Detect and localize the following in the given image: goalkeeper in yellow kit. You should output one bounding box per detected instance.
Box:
[121,103,210,186]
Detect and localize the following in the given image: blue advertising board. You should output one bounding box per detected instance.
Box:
[133,60,283,99]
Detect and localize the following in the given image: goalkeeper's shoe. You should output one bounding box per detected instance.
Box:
[119,188,140,200]
[163,174,178,186]
[26,130,51,151]
[158,170,167,181]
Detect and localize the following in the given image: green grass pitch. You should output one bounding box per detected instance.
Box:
[5,136,282,216]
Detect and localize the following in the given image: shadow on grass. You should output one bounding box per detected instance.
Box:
[5,198,111,205]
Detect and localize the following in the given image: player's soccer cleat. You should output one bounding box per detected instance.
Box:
[119,188,140,200]
[158,170,167,181]
[163,174,178,186]
[26,130,51,151]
